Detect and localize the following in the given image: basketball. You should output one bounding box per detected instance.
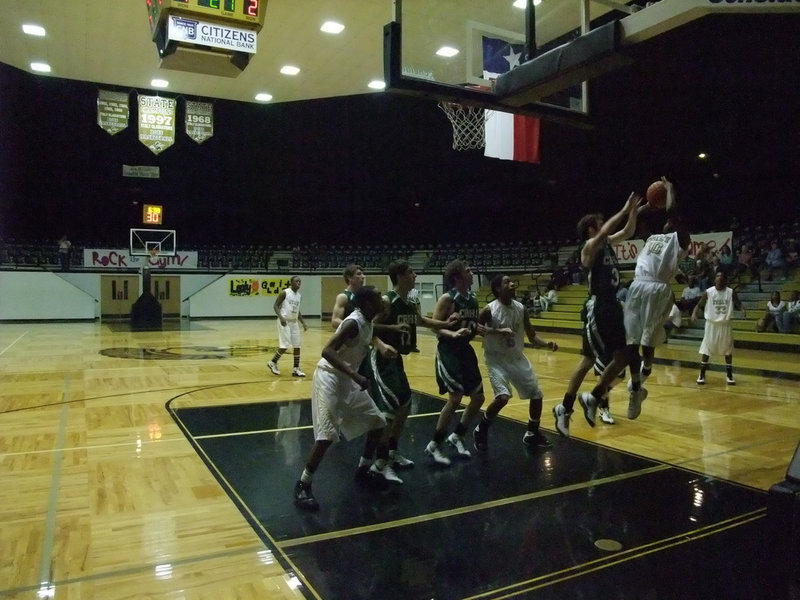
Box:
[646,180,667,209]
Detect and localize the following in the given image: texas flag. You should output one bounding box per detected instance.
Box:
[483,36,541,164]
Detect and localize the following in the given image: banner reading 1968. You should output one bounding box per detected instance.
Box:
[138,95,177,155]
[185,101,214,144]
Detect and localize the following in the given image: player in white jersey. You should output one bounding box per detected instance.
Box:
[623,177,690,419]
[293,286,393,511]
[690,271,745,385]
[268,275,308,377]
[474,274,558,451]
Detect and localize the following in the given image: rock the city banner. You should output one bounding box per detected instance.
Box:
[612,231,733,265]
[185,101,214,144]
[84,249,198,270]
[138,95,177,155]
[97,90,129,135]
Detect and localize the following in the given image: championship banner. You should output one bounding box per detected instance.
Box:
[612,231,733,265]
[97,90,129,135]
[185,101,213,144]
[229,278,292,297]
[138,95,177,155]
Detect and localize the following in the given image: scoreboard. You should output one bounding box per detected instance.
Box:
[145,0,265,35]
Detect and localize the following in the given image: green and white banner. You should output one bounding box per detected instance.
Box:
[97,90,129,135]
[185,101,213,144]
[138,95,177,155]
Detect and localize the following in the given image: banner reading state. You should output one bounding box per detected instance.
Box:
[138,95,177,155]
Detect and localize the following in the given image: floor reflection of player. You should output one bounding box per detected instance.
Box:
[276,402,302,466]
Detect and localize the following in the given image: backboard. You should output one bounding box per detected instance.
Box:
[384,0,800,125]
[384,0,632,126]
[130,228,177,257]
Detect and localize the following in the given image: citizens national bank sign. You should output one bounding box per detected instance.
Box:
[167,15,257,54]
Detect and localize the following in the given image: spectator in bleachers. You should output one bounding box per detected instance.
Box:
[542,281,558,311]
[717,245,734,277]
[777,290,799,334]
[785,240,798,275]
[756,291,786,332]
[764,240,789,281]
[677,276,702,313]
[694,243,714,290]
[58,234,71,271]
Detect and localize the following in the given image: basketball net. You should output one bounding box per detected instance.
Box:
[438,101,486,151]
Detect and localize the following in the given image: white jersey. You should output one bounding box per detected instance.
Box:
[634,232,686,284]
[279,288,301,321]
[317,310,373,372]
[482,299,526,359]
[703,286,734,323]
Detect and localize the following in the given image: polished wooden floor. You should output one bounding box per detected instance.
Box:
[1,318,798,599]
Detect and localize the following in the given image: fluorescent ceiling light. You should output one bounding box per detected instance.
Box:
[320,21,345,34]
[22,24,46,36]
[513,0,542,8]
[150,79,169,88]
[436,46,459,58]
[255,93,273,102]
[280,65,300,75]
[30,62,51,73]
[368,80,385,90]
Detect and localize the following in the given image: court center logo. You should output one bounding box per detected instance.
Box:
[99,345,273,360]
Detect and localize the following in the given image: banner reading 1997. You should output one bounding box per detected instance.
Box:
[138,95,177,155]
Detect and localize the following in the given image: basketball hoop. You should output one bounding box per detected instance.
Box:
[438,101,486,151]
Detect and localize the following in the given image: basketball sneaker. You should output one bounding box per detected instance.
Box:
[424,441,451,466]
[293,481,319,511]
[696,374,706,385]
[598,407,616,425]
[578,392,598,427]
[371,459,403,484]
[627,388,648,420]
[446,433,472,458]
[267,361,280,376]
[726,374,736,385]
[473,424,488,453]
[292,367,306,377]
[354,464,389,490]
[389,449,414,469]
[522,431,552,448]
[552,403,572,437]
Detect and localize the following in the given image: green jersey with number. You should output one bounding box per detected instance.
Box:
[378,290,418,354]
[583,241,620,301]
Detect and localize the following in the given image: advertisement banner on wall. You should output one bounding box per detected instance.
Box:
[612,231,732,264]
[229,277,292,296]
[84,249,198,270]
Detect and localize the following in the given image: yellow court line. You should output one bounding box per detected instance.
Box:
[278,465,669,549]
[467,510,765,600]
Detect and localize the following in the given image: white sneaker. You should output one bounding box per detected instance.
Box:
[726,374,736,385]
[446,433,471,458]
[552,403,572,437]
[267,361,280,375]
[599,407,615,424]
[696,374,705,385]
[578,392,598,427]
[292,367,306,377]
[389,450,414,469]
[424,441,451,466]
[627,388,648,420]
[372,459,403,484]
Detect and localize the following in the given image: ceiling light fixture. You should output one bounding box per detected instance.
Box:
[30,62,51,73]
[513,0,542,8]
[320,21,345,34]
[22,24,46,36]
[150,79,169,88]
[436,46,459,58]
[368,80,386,90]
[255,93,273,102]
[280,66,300,75]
